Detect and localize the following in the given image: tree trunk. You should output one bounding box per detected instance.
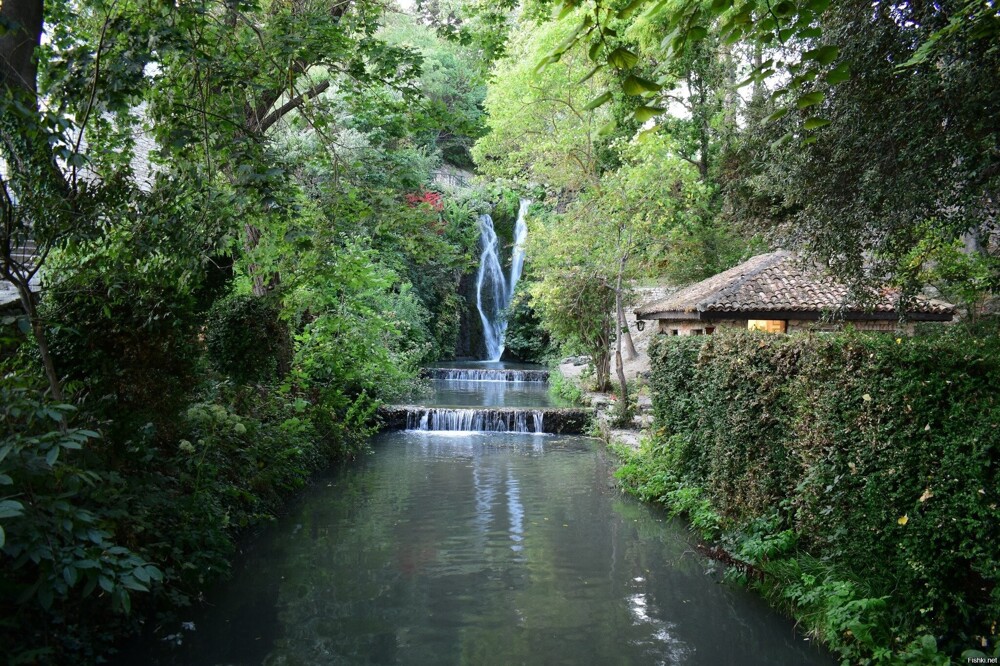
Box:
[15,280,62,401]
[0,0,43,98]
[614,278,628,414]
[616,255,636,360]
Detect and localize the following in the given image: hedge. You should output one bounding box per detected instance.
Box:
[642,329,999,660]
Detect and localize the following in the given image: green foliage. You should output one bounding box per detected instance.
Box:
[205,293,291,384]
[0,377,162,660]
[637,329,1000,660]
[471,13,614,189]
[503,286,553,363]
[547,368,585,406]
[724,1,1000,295]
[613,435,722,540]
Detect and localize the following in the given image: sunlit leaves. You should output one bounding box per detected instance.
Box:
[634,105,665,122]
[804,45,840,66]
[622,75,661,96]
[796,91,825,110]
[584,91,614,110]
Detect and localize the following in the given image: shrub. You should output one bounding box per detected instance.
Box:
[638,329,1000,660]
[204,293,291,384]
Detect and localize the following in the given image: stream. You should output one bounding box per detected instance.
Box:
[128,369,835,665]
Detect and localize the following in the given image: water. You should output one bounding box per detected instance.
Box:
[507,198,529,304]
[131,432,834,665]
[406,409,545,432]
[128,368,833,665]
[475,213,508,362]
[405,380,565,408]
[474,199,531,361]
[422,369,549,382]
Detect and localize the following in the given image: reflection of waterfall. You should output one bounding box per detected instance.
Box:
[474,199,530,361]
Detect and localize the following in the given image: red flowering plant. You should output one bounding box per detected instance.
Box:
[404,190,444,212]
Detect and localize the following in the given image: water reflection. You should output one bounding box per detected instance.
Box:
[126,432,834,666]
[406,379,568,409]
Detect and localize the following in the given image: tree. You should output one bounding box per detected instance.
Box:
[472,12,612,191]
[529,132,714,392]
[723,0,1000,294]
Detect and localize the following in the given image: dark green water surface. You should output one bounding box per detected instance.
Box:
[135,431,834,665]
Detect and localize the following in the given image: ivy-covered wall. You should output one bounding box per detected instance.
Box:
[642,330,999,658]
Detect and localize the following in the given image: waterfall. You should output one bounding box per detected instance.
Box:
[475,213,507,361]
[508,198,529,304]
[474,199,530,361]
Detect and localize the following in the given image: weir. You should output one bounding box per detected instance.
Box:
[420,368,549,382]
[408,408,544,433]
[379,405,591,434]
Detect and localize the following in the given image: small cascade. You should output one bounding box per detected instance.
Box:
[473,198,531,361]
[406,408,545,433]
[421,368,550,382]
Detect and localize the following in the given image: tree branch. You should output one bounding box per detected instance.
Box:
[255,79,331,133]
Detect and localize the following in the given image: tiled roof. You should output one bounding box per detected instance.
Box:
[635,251,954,319]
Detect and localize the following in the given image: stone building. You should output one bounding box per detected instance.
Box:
[634,251,954,336]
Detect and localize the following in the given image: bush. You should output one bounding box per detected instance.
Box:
[637,329,1000,660]
[503,287,552,363]
[204,293,291,384]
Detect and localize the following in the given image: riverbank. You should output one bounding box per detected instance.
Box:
[608,329,1000,664]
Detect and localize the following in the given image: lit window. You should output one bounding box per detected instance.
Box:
[748,320,787,333]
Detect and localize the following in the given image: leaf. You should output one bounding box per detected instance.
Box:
[0,525,4,549]
[688,26,709,42]
[862,393,872,402]
[607,47,639,69]
[0,474,12,486]
[46,446,59,467]
[99,575,113,593]
[583,91,613,111]
[804,45,840,66]
[771,131,793,149]
[804,117,831,130]
[597,119,618,137]
[710,0,732,14]
[800,135,819,146]
[617,0,651,19]
[578,65,603,84]
[634,105,665,122]
[806,0,831,11]
[826,63,851,85]
[622,75,662,95]
[588,41,602,62]
[796,91,825,109]
[0,499,24,519]
[766,107,790,123]
[919,488,934,502]
[897,514,909,525]
[64,565,78,587]
[534,53,561,72]
[557,1,580,20]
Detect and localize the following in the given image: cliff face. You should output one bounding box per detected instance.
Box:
[455,272,485,359]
